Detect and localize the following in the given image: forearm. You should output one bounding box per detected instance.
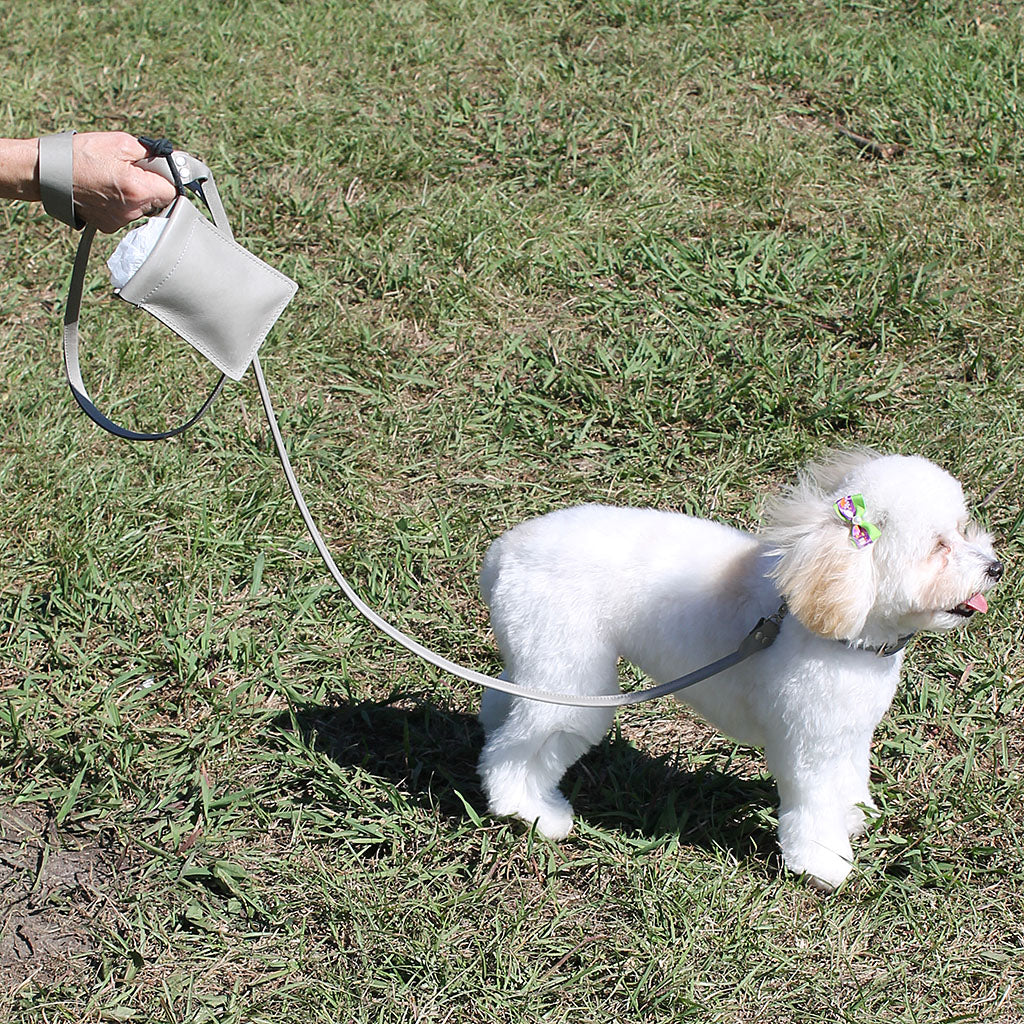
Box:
[0,137,42,202]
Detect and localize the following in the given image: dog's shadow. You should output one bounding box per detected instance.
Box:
[274,694,782,873]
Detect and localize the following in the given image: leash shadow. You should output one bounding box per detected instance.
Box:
[273,694,486,823]
[273,694,780,872]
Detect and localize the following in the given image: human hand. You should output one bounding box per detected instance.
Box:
[72,132,179,233]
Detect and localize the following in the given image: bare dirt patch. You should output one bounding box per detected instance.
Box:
[0,803,119,994]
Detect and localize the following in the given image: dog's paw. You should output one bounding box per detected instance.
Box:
[788,848,853,892]
[522,794,575,840]
[532,808,574,840]
[487,786,575,839]
[509,797,574,839]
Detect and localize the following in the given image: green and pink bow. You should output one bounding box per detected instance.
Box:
[834,493,880,548]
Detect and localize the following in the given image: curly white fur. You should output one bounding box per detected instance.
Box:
[476,451,1002,890]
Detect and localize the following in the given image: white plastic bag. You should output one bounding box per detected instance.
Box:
[106,218,168,289]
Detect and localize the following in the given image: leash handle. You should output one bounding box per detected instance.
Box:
[60,137,231,441]
[63,222,226,442]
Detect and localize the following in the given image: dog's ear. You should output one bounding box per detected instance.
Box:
[762,453,879,640]
[767,522,876,639]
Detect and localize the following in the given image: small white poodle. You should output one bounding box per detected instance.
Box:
[476,450,1002,889]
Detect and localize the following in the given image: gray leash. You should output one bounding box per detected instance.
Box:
[251,354,786,706]
[48,134,785,707]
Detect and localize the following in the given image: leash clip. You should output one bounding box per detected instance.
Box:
[741,603,788,656]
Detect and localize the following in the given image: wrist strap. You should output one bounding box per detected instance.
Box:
[38,131,84,230]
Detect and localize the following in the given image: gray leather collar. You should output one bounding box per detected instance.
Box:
[848,632,915,658]
[774,600,913,657]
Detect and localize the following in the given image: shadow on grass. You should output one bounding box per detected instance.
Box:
[274,694,780,874]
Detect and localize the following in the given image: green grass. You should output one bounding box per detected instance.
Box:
[1,0,1023,1020]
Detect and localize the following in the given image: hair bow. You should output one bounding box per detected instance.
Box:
[833,493,880,548]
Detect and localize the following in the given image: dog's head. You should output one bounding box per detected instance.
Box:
[762,450,1003,646]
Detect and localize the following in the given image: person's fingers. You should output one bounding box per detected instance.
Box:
[125,163,178,207]
[120,135,155,163]
[71,132,178,232]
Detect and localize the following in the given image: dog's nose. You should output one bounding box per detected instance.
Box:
[987,560,1004,582]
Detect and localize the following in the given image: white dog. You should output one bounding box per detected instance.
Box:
[476,451,1002,889]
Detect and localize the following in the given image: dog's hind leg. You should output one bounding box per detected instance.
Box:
[478,672,515,735]
[477,661,617,839]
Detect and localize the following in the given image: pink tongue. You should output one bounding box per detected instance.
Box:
[965,593,988,613]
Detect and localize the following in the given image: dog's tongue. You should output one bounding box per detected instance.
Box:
[965,593,989,614]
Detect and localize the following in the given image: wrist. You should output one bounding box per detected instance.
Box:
[0,137,42,202]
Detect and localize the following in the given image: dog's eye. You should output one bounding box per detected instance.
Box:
[934,538,951,555]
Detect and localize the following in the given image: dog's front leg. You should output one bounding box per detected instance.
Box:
[839,736,877,839]
[769,751,859,892]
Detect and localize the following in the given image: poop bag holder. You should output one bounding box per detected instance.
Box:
[61,136,297,440]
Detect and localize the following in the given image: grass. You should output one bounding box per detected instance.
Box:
[1,0,1023,1020]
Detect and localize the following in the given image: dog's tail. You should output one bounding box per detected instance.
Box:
[478,536,503,608]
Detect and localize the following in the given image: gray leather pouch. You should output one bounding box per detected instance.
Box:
[116,195,297,382]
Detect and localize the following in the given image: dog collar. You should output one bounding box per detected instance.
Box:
[846,633,915,658]
[776,601,914,657]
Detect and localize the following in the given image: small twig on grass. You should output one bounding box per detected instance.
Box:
[545,933,610,976]
[835,124,905,161]
[980,459,1020,508]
